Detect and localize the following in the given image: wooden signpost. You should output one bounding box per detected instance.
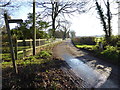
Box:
[4,13,23,74]
[33,0,36,55]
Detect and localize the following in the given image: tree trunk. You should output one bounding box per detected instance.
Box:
[107,1,112,37]
[95,1,110,44]
[52,18,56,37]
[63,29,67,40]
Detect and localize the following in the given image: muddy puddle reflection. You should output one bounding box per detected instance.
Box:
[62,54,118,88]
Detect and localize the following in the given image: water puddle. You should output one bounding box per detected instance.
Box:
[62,53,118,88]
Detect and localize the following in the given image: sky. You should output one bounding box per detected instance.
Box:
[1,0,119,36]
[68,0,118,36]
[69,10,118,36]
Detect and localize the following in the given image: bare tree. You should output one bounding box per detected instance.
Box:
[95,0,108,38]
[70,30,76,38]
[36,0,88,37]
[59,20,71,40]
[0,0,21,26]
[0,0,11,7]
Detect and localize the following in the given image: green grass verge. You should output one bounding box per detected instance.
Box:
[76,45,96,51]
[2,50,51,68]
[76,45,94,48]
[75,44,119,65]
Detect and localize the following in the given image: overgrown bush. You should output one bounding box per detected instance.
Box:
[73,36,120,65]
[95,35,120,50]
[101,46,119,62]
[117,41,120,48]
[108,35,120,46]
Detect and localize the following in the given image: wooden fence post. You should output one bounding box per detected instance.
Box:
[33,0,36,55]
[23,38,26,58]
[39,38,41,46]
[30,39,33,54]
[4,13,18,74]
[14,35,18,60]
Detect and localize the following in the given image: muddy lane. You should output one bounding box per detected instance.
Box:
[53,40,120,88]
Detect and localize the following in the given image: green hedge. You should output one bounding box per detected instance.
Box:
[72,37,96,45]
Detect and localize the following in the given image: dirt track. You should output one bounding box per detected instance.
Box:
[53,40,120,88]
